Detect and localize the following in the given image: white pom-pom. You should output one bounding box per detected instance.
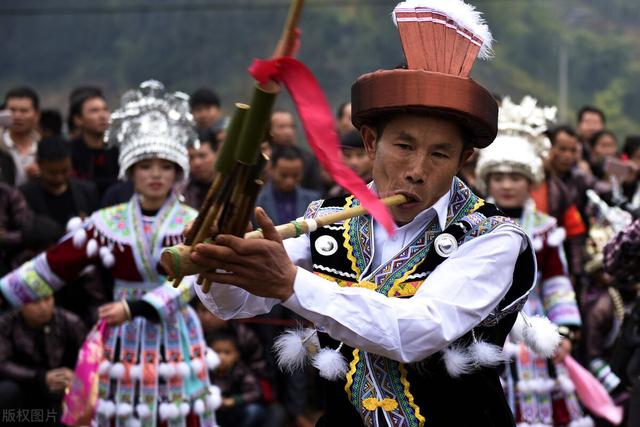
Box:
[510,314,527,343]
[102,400,116,418]
[167,403,180,419]
[86,239,98,257]
[98,245,109,258]
[191,359,204,374]
[542,378,556,393]
[136,403,151,419]
[312,348,348,380]
[517,380,533,394]
[532,237,544,252]
[99,246,116,268]
[126,418,142,427]
[442,346,474,378]
[116,402,133,417]
[529,378,545,393]
[98,360,112,375]
[557,375,575,394]
[129,364,142,381]
[205,349,220,370]
[273,328,315,373]
[193,399,206,415]
[503,341,520,358]
[470,341,508,367]
[72,228,87,248]
[206,386,222,410]
[67,217,83,232]
[96,399,106,415]
[569,416,595,427]
[179,402,190,416]
[523,316,561,358]
[177,361,191,378]
[547,227,566,247]
[159,403,170,421]
[158,362,176,379]
[110,362,125,379]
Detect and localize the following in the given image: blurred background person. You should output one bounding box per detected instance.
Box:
[256,145,320,226]
[68,86,117,199]
[335,101,354,137]
[0,294,86,427]
[268,109,323,192]
[20,135,98,228]
[183,128,219,209]
[2,87,41,186]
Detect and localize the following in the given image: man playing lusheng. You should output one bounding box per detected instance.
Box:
[193,1,536,426]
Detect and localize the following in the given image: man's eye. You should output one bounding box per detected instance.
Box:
[433,152,449,159]
[396,144,411,150]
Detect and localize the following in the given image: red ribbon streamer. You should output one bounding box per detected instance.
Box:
[249,56,396,235]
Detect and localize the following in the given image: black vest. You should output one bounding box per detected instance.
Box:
[307,188,535,427]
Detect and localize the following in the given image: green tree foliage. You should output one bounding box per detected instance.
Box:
[0,0,637,138]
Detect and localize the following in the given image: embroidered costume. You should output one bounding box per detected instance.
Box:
[198,1,538,426]
[476,96,592,427]
[0,81,220,427]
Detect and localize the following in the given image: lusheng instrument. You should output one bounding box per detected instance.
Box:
[165,0,305,291]
[161,194,408,281]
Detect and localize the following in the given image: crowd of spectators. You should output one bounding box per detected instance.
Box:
[0,83,639,427]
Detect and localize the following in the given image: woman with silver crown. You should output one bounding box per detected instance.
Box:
[476,97,592,427]
[0,81,221,427]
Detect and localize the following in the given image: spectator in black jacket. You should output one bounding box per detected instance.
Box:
[20,135,98,227]
[68,86,117,199]
[0,294,86,427]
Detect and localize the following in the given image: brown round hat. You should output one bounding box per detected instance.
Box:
[352,70,498,148]
[353,1,499,148]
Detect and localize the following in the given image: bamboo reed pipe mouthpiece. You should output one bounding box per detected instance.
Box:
[162,194,408,280]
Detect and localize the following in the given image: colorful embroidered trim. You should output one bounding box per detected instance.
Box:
[343,195,363,279]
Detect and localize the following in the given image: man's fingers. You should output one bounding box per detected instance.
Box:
[214,234,256,256]
[255,207,282,243]
[199,271,247,288]
[192,242,237,261]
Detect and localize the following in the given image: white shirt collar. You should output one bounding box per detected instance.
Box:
[369,179,453,232]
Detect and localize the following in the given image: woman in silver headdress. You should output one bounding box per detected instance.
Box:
[0,81,221,427]
[476,97,592,427]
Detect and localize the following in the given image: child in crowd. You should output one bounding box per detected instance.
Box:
[209,331,265,427]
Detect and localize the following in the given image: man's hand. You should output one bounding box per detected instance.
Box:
[191,208,297,301]
[98,302,129,326]
[45,367,74,393]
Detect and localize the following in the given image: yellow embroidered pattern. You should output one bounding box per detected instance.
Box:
[362,397,399,412]
[342,195,362,280]
[344,348,360,401]
[400,363,426,426]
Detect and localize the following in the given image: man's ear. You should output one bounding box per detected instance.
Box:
[360,125,378,160]
[457,147,475,171]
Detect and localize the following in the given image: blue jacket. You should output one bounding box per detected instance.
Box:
[255,181,320,225]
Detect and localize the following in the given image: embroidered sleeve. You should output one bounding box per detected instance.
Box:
[0,221,101,307]
[539,229,581,327]
[142,277,194,324]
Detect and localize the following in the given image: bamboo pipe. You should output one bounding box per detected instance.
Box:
[183,103,250,246]
[161,194,407,280]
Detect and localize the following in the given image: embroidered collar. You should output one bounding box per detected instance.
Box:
[369,179,454,233]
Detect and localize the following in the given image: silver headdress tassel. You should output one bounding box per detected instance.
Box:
[475,96,557,194]
[105,80,197,179]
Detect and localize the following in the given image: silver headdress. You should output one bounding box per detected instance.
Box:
[475,96,557,194]
[105,80,197,179]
